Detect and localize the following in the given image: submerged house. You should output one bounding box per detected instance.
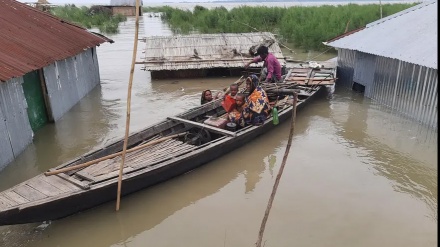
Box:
[100,0,143,16]
[325,0,437,129]
[0,0,112,170]
[140,32,286,79]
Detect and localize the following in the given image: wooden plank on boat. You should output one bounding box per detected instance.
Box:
[75,171,97,182]
[3,191,29,204]
[295,80,335,85]
[168,116,236,137]
[82,159,116,176]
[0,194,17,208]
[288,77,332,80]
[290,68,310,73]
[26,178,64,197]
[0,199,11,210]
[92,167,134,183]
[56,173,90,190]
[13,185,47,201]
[40,174,80,192]
[289,73,308,77]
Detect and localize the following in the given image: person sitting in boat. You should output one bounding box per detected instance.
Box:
[242,74,271,126]
[227,93,247,128]
[201,90,213,104]
[244,45,282,83]
[229,84,239,99]
[201,89,223,104]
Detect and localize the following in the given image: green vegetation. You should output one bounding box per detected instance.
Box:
[144,4,415,51]
[51,5,127,34]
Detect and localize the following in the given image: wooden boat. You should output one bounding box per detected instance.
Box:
[0,67,335,226]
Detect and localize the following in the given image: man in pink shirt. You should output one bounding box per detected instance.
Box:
[244,45,282,83]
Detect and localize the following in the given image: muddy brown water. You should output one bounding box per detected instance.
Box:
[0,16,437,247]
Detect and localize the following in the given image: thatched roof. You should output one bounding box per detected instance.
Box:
[141,32,285,71]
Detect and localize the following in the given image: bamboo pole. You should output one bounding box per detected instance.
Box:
[255,93,298,247]
[44,133,186,176]
[116,0,141,211]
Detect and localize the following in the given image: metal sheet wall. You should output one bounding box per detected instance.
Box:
[43,48,101,121]
[0,100,14,170]
[0,77,33,170]
[336,49,357,88]
[337,48,438,129]
[371,57,437,129]
[354,52,376,96]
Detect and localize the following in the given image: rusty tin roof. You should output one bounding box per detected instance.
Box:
[0,0,113,82]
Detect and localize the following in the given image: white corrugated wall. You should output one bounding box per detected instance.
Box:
[43,47,101,121]
[0,77,34,171]
[337,48,437,129]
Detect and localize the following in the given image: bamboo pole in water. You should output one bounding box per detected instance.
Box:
[255,93,298,247]
[116,0,141,211]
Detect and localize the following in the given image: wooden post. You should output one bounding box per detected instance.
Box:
[116,0,141,211]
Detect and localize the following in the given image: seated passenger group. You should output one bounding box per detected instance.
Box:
[201,74,271,129]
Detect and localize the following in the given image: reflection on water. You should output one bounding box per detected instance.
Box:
[331,90,437,221]
[0,15,437,247]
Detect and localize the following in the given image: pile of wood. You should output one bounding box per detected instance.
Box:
[284,67,336,86]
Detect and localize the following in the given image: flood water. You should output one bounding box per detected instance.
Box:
[0,15,437,247]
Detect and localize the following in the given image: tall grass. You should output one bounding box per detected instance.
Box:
[145,3,415,51]
[51,5,127,34]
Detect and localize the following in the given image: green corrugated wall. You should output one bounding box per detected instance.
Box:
[22,71,48,131]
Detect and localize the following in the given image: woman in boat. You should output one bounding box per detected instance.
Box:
[201,90,214,104]
[242,74,271,126]
[201,89,223,104]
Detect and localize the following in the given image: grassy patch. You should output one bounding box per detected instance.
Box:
[144,3,416,51]
[51,5,127,34]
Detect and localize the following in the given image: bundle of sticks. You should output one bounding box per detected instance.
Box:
[260,82,301,98]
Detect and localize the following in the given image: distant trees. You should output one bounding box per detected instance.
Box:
[51,5,127,33]
[144,3,415,51]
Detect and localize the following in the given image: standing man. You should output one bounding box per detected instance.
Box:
[244,45,282,83]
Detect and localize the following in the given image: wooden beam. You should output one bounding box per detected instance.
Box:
[167,117,236,137]
[136,56,286,64]
[56,174,90,190]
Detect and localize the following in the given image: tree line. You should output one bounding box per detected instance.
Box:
[144,3,416,51]
[51,5,127,33]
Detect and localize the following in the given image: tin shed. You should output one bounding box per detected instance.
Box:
[325,0,437,129]
[0,0,112,170]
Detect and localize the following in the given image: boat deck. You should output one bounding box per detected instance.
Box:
[284,67,336,85]
[0,137,196,210]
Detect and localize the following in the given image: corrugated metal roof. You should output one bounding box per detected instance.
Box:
[0,0,113,82]
[141,32,286,71]
[325,0,437,69]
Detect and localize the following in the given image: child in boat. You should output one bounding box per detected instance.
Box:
[227,93,247,128]
[229,84,239,99]
[221,83,240,112]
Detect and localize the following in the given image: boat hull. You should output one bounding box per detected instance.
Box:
[0,86,326,225]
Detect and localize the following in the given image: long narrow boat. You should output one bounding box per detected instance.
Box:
[0,67,336,225]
